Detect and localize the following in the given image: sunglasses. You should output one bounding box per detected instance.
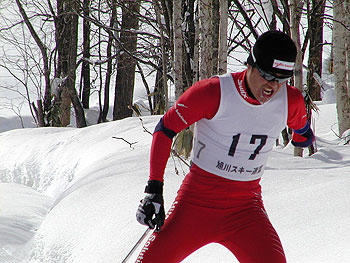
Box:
[254,64,292,84]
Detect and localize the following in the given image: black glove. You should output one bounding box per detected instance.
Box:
[136,180,165,232]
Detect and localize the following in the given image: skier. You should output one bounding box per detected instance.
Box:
[136,30,314,263]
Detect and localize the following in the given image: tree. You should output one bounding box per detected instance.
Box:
[199,0,213,79]
[183,0,196,86]
[306,0,326,101]
[151,0,169,112]
[345,1,350,104]
[55,0,86,127]
[218,0,228,75]
[290,0,304,93]
[333,1,350,136]
[212,0,220,75]
[98,0,117,123]
[80,0,91,109]
[173,0,183,100]
[290,0,305,157]
[113,0,140,120]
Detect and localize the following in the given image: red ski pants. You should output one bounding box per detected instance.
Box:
[136,166,286,263]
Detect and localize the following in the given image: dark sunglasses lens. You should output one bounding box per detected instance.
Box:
[276,76,291,83]
[257,67,274,81]
[257,66,290,83]
[263,73,276,81]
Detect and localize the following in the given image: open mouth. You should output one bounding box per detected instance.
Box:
[263,87,274,97]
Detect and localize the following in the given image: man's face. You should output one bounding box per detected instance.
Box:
[246,65,289,104]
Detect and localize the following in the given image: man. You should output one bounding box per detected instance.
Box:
[136,30,314,263]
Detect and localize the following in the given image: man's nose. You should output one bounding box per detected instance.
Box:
[267,79,281,88]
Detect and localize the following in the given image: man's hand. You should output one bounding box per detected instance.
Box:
[292,121,314,147]
[136,180,165,231]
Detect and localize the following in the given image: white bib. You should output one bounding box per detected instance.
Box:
[191,73,288,181]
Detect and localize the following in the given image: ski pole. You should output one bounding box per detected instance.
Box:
[121,227,151,263]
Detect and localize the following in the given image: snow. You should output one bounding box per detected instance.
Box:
[1,86,350,263]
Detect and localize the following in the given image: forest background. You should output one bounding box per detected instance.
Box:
[0,0,349,155]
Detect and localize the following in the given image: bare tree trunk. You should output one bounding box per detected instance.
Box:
[154,0,169,109]
[182,0,196,88]
[154,65,165,115]
[199,0,212,79]
[160,0,173,50]
[56,0,71,126]
[68,1,86,128]
[212,0,220,75]
[136,62,153,114]
[281,128,290,146]
[193,1,200,83]
[218,0,228,75]
[56,0,86,127]
[333,1,350,136]
[113,0,140,120]
[81,0,91,109]
[290,0,304,157]
[307,0,326,101]
[345,1,350,98]
[173,0,183,100]
[98,0,117,123]
[279,0,291,34]
[290,0,304,92]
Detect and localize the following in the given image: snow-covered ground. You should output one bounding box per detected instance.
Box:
[1,83,350,262]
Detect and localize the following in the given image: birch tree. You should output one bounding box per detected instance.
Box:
[290,0,305,156]
[199,0,212,79]
[212,0,220,75]
[218,0,228,75]
[173,0,183,100]
[290,0,304,93]
[333,1,350,136]
[345,0,350,99]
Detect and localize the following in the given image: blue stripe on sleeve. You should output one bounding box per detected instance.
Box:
[293,121,310,135]
[154,117,177,139]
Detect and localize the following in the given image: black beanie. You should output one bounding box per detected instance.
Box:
[247,30,297,77]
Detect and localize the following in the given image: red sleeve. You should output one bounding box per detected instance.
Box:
[286,85,309,143]
[149,77,221,182]
[287,85,308,130]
